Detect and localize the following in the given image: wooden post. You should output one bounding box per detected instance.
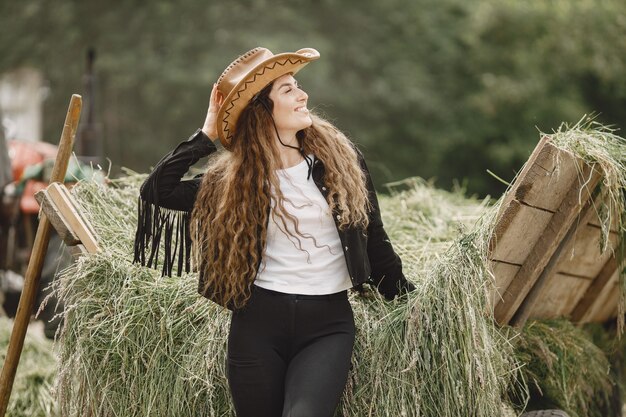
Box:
[0,95,82,415]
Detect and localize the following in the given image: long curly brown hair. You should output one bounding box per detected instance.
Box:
[190,81,371,309]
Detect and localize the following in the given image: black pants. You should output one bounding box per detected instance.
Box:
[226,284,356,417]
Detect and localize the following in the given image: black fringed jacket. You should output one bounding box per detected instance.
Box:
[133,129,415,310]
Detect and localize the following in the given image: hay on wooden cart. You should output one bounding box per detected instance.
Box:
[53,173,518,417]
[49,117,625,417]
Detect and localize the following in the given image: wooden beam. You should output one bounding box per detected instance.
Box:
[570,256,618,323]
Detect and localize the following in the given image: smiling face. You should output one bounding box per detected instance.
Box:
[268,73,312,135]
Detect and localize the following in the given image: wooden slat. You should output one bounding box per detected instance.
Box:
[490,202,553,264]
[530,273,593,319]
[46,182,99,254]
[513,143,582,212]
[592,283,619,323]
[490,261,521,308]
[494,164,602,325]
[588,218,619,233]
[587,194,620,233]
[570,257,618,322]
[67,244,88,258]
[525,187,619,322]
[578,273,619,324]
[34,189,81,246]
[557,224,618,278]
[494,135,551,221]
[56,183,98,238]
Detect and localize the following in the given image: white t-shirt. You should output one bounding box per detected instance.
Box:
[254,156,352,295]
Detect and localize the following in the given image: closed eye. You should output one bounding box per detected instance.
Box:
[285,84,303,94]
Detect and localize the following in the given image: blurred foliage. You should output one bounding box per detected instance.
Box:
[1,0,625,197]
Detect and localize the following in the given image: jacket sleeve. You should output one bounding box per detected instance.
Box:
[358,151,416,300]
[133,128,217,277]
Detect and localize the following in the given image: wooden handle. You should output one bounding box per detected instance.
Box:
[0,95,82,416]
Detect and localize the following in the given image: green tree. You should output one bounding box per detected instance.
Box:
[1,0,624,197]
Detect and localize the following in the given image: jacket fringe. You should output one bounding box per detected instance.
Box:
[133,196,192,277]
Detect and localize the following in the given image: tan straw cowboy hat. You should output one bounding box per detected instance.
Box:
[215,47,320,149]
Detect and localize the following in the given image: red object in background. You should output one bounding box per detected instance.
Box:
[19,180,48,214]
[6,140,59,214]
[7,140,57,181]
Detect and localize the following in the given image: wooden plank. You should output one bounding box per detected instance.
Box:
[529,273,593,319]
[67,244,87,258]
[588,210,620,233]
[494,135,551,220]
[586,186,621,232]
[490,261,521,308]
[489,198,521,255]
[34,189,81,246]
[570,257,618,322]
[56,183,98,238]
[490,202,553,264]
[513,143,582,212]
[494,164,602,325]
[592,283,619,323]
[578,273,619,324]
[46,182,99,254]
[557,224,618,278]
[490,143,588,260]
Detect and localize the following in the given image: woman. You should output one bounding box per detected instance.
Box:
[134,47,414,417]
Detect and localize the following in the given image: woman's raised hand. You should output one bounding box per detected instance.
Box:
[202,83,224,141]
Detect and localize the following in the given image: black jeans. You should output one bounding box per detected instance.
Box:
[226,284,356,417]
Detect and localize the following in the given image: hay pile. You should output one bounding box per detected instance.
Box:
[53,172,518,416]
[47,118,624,416]
[512,319,614,417]
[0,318,56,417]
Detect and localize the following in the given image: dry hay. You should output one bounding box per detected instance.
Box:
[44,117,625,416]
[0,318,57,416]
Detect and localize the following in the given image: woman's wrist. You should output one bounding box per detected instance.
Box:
[201,127,217,142]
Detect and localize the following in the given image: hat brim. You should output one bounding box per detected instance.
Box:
[217,49,320,149]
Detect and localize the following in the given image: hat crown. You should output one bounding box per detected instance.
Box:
[217,47,275,96]
[215,47,319,150]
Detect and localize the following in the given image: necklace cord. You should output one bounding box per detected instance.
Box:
[258,100,313,180]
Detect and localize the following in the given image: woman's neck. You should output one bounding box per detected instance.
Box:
[273,131,303,169]
[278,146,304,169]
